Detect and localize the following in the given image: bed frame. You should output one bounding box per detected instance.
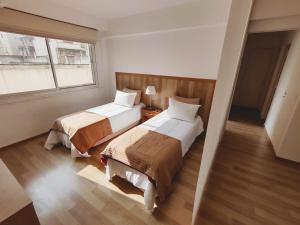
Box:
[116,72,216,128]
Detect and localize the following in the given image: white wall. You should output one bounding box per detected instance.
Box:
[265,30,300,160]
[251,0,300,20]
[106,25,226,78]
[0,36,112,147]
[249,0,300,33]
[192,0,253,224]
[103,0,232,100]
[279,97,300,162]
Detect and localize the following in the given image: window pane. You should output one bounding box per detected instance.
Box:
[48,39,94,87]
[0,31,55,94]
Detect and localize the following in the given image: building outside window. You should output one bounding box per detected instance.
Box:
[48,39,94,88]
[0,31,96,95]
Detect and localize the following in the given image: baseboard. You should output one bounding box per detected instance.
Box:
[0,132,49,151]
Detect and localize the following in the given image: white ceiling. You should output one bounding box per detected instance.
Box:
[3,0,198,29]
[47,0,197,19]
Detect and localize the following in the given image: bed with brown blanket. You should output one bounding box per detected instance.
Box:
[45,102,144,157]
[100,110,204,210]
[51,111,112,154]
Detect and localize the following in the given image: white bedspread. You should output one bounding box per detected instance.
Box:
[106,110,204,210]
[87,102,144,133]
[139,110,203,156]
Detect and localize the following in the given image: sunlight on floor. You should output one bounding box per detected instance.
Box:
[77,165,146,205]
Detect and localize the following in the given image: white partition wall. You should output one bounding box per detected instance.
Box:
[192,0,253,223]
[265,30,300,162]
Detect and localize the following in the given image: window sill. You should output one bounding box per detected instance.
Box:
[0,84,100,106]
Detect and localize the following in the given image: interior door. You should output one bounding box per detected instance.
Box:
[234,48,280,110]
[261,44,290,119]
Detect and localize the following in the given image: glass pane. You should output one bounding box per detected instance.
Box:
[0,31,55,94]
[48,39,94,87]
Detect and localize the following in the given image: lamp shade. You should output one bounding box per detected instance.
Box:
[145,86,156,95]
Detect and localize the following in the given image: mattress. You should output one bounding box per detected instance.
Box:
[106,110,204,209]
[45,102,144,157]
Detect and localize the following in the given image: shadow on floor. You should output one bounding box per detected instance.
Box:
[229,105,264,126]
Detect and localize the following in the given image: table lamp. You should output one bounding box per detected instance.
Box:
[145,86,156,109]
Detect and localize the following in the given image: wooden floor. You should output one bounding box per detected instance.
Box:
[196,108,300,225]
[0,133,204,225]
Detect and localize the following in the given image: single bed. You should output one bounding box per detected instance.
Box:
[45,102,144,157]
[102,110,204,210]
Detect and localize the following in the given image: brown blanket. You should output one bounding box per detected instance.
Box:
[51,111,112,153]
[101,126,182,202]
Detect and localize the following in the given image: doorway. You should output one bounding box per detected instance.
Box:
[230,31,291,124]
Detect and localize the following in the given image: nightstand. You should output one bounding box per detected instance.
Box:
[141,107,162,122]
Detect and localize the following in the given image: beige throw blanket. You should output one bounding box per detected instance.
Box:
[101,126,182,202]
[51,111,112,153]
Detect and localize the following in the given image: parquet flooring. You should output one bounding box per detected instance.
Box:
[196,108,300,225]
[0,133,204,225]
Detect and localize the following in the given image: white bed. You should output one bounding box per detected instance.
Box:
[45,102,144,157]
[105,110,204,210]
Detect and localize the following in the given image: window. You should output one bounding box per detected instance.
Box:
[0,33,55,94]
[48,39,94,88]
[0,31,96,95]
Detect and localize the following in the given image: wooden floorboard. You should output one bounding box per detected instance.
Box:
[196,108,300,225]
[0,133,204,225]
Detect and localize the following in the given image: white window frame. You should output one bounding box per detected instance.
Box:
[0,32,99,104]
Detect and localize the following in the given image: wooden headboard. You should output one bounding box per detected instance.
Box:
[116,72,216,128]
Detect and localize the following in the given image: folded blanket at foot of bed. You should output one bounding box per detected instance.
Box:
[100,126,182,202]
[51,111,112,154]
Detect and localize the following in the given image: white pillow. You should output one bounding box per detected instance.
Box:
[114,90,137,108]
[123,88,142,105]
[167,97,200,122]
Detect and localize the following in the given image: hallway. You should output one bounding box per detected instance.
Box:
[196,108,300,225]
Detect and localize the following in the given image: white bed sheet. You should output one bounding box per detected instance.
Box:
[139,110,203,156]
[106,110,204,210]
[45,102,144,157]
[87,102,144,133]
